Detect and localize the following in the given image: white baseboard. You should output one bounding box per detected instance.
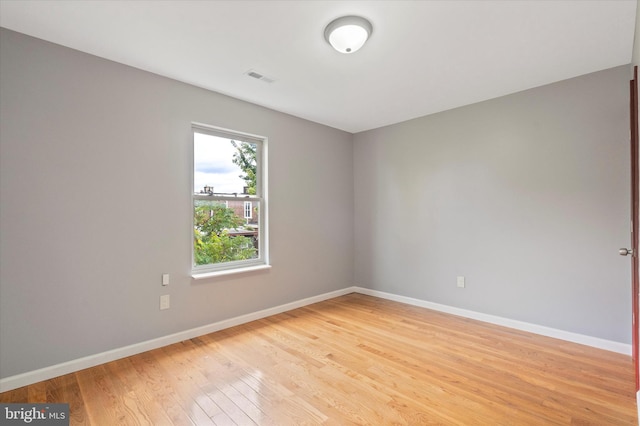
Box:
[0,285,631,392]
[0,287,355,393]
[637,390,640,426]
[353,286,632,355]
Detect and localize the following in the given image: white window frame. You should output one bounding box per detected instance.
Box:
[244,201,252,219]
[191,123,269,278]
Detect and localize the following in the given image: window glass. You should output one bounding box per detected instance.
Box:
[192,125,266,273]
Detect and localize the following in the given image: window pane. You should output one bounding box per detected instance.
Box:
[193,128,263,270]
[193,200,260,266]
[194,132,257,196]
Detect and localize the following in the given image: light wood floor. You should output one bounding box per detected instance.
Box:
[1,293,636,425]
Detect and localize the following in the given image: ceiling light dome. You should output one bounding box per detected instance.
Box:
[324,15,372,54]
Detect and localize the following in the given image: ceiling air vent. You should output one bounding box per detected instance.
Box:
[245,70,275,84]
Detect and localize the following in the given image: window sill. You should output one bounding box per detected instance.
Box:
[191,264,271,280]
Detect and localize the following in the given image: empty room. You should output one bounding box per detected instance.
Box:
[1,1,639,424]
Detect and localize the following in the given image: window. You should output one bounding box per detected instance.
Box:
[192,123,268,275]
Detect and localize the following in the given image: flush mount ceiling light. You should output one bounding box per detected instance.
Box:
[324,15,372,54]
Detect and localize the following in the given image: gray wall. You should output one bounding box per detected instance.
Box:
[354,65,632,343]
[0,29,354,378]
[634,0,640,67]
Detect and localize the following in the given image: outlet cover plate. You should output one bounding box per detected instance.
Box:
[160,294,170,310]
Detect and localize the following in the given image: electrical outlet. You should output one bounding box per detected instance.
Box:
[457,276,465,288]
[160,295,170,310]
[162,273,170,286]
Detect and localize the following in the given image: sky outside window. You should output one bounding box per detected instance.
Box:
[194,132,248,194]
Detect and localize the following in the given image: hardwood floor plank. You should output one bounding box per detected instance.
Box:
[321,295,635,420]
[267,310,499,424]
[75,364,138,424]
[130,350,198,426]
[0,293,635,425]
[26,381,47,402]
[153,342,218,426]
[286,305,547,424]
[194,333,329,425]
[103,358,174,426]
[48,374,91,425]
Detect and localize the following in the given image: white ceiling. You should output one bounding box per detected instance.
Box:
[0,0,637,133]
